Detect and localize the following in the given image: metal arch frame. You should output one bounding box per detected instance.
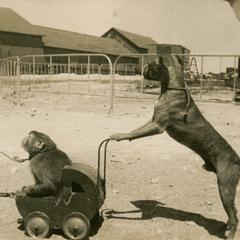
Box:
[19,53,113,113]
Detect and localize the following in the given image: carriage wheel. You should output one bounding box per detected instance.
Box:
[25,212,51,238]
[62,212,90,240]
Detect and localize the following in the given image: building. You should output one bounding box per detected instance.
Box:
[148,43,191,68]
[36,26,131,56]
[0,7,190,67]
[34,25,135,64]
[102,27,158,54]
[148,43,190,55]
[0,7,44,57]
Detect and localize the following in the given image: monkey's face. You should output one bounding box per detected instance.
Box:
[21,131,56,155]
[21,132,45,155]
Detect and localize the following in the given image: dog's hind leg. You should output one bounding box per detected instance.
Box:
[217,169,239,240]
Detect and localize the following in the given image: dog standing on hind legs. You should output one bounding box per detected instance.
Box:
[110,55,240,240]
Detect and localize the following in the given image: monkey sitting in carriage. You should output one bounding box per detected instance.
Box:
[15,131,72,197]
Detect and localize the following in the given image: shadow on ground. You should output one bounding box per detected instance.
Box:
[104,200,226,239]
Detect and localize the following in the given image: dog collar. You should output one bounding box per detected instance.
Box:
[167,87,191,123]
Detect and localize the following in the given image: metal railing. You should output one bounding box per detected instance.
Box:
[0,53,239,111]
[110,53,239,110]
[0,56,20,103]
[0,54,114,111]
[180,54,238,100]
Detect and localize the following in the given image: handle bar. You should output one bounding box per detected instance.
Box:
[97,138,111,188]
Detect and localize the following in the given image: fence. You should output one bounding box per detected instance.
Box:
[111,54,239,107]
[0,53,239,111]
[182,54,238,102]
[0,56,20,103]
[19,53,113,89]
[0,54,114,110]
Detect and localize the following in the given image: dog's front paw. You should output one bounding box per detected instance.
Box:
[110,133,129,141]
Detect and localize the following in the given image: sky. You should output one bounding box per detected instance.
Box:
[0,0,240,56]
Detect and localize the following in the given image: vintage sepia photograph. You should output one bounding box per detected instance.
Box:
[0,0,240,239]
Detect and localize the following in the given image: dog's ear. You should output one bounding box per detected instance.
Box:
[158,56,164,65]
[159,55,172,67]
[175,55,184,66]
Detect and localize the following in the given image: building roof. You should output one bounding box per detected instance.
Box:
[102,27,158,50]
[150,43,190,51]
[0,7,189,56]
[0,7,41,36]
[35,25,132,55]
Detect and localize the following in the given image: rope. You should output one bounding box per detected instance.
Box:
[0,192,15,198]
[0,151,15,161]
[0,151,26,163]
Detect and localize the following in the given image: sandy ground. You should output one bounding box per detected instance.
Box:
[0,88,240,240]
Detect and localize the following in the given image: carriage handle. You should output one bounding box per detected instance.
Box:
[97,138,111,188]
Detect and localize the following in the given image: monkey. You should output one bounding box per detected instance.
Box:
[16,131,72,198]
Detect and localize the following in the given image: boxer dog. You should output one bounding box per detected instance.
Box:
[111,55,240,240]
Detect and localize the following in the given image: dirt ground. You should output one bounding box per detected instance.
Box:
[0,88,240,240]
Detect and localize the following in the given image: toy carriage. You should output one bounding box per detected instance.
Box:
[14,139,110,240]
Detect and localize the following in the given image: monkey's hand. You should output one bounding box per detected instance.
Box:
[16,186,35,197]
[15,190,26,198]
[22,185,34,194]
[110,133,130,141]
[13,156,28,163]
